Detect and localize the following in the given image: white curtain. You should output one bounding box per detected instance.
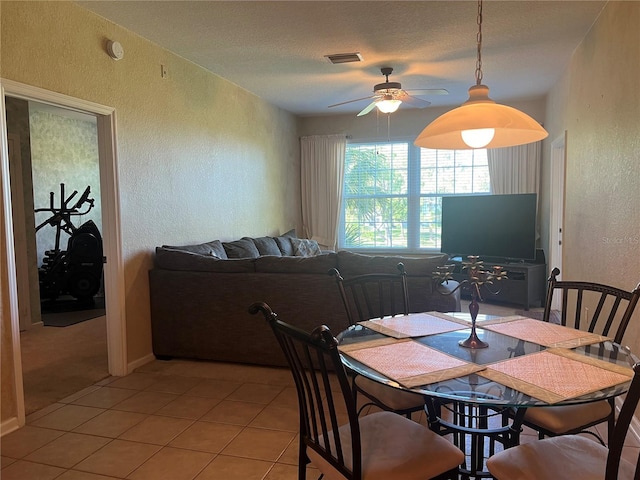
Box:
[487,141,542,198]
[300,135,346,250]
[487,141,543,240]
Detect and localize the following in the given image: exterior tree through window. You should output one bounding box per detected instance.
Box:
[340,140,490,252]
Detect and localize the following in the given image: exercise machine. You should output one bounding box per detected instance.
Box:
[35,183,104,302]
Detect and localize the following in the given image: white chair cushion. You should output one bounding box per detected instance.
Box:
[486,435,636,480]
[523,400,611,433]
[354,376,426,411]
[306,411,464,480]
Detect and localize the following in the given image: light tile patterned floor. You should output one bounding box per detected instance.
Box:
[2,358,639,479]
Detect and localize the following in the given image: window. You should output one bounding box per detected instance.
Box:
[340,140,490,251]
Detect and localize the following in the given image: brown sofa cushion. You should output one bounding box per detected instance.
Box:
[336,250,449,277]
[223,237,261,258]
[162,240,228,259]
[254,253,338,274]
[155,247,255,272]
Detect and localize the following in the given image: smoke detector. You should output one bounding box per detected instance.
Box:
[107,40,124,61]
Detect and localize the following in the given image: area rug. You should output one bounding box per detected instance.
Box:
[41,296,106,327]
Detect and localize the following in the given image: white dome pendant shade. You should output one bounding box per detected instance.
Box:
[415,0,548,150]
[415,84,548,150]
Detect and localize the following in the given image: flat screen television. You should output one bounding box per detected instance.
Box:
[440,193,537,261]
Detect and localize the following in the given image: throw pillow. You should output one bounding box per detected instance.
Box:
[274,228,298,256]
[291,238,322,257]
[251,236,282,256]
[222,237,261,258]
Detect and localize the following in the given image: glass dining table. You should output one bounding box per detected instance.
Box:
[337,311,635,479]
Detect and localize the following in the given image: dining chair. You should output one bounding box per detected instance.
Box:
[487,355,640,480]
[329,263,428,417]
[248,301,465,480]
[519,267,640,444]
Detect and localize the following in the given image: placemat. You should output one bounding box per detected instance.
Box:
[339,336,400,353]
[478,349,633,404]
[358,313,465,338]
[427,311,527,327]
[483,317,608,347]
[339,339,484,388]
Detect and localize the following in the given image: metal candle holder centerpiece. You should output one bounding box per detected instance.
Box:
[434,256,508,349]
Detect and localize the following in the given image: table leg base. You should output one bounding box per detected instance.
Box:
[424,400,524,479]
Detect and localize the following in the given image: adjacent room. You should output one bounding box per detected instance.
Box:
[1,1,639,479]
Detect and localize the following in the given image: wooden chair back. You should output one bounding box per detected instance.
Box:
[329,262,409,325]
[606,355,640,479]
[249,302,362,480]
[544,267,640,344]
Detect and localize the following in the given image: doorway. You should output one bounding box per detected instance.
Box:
[8,98,108,414]
[1,79,126,429]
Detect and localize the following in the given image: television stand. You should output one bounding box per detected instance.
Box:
[447,258,546,310]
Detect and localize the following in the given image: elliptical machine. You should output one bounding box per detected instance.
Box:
[35,183,104,302]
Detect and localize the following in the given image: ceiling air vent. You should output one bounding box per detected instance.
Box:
[324,52,363,64]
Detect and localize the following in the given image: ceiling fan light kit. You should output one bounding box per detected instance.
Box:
[376,97,402,114]
[415,0,548,150]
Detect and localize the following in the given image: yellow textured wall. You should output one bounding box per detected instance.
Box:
[0,0,300,403]
[542,1,640,345]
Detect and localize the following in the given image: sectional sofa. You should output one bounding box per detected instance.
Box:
[149,232,460,368]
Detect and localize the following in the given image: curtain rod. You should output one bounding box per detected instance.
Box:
[299,134,351,139]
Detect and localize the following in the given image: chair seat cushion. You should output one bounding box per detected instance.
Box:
[307,411,464,480]
[355,376,426,412]
[486,434,636,480]
[523,400,611,434]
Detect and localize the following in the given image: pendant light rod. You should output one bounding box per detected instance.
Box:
[415,0,548,150]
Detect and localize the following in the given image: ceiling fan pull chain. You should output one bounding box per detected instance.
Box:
[475,0,484,86]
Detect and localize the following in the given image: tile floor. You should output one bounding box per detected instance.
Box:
[2,358,639,480]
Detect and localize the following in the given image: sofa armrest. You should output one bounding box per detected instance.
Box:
[426,280,462,313]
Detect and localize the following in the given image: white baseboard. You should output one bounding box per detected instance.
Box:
[127,353,156,374]
[1,417,21,437]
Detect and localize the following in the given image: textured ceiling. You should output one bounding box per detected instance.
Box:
[77,1,606,117]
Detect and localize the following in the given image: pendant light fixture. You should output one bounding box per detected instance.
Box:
[415,0,548,150]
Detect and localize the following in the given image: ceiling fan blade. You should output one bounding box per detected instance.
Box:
[397,92,431,108]
[406,88,449,96]
[357,100,379,117]
[328,95,375,108]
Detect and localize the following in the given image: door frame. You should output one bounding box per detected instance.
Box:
[1,78,127,431]
[549,131,566,309]
[6,132,35,331]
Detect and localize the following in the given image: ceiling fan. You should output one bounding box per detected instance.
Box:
[328,67,449,116]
